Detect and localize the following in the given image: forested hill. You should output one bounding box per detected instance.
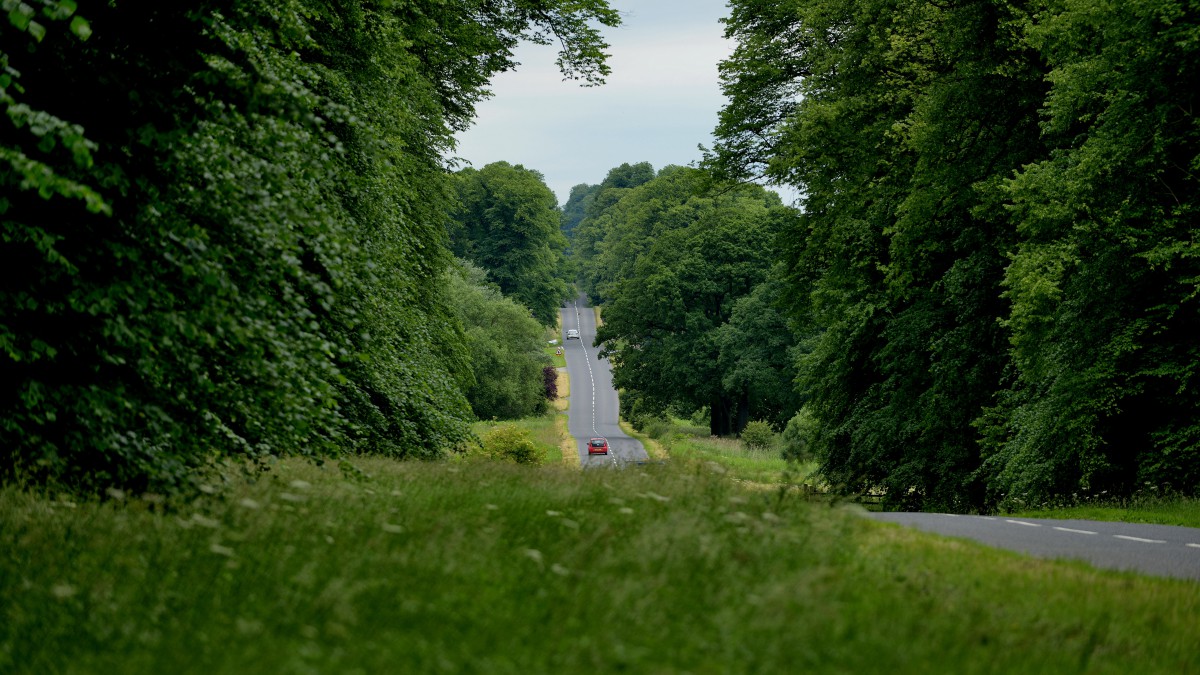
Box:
[707,0,1200,511]
[0,0,617,495]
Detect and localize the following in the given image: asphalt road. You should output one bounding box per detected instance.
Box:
[559,294,648,468]
[869,512,1200,581]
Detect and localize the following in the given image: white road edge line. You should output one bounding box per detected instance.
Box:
[1113,535,1167,544]
[1006,519,1042,527]
[1053,526,1098,535]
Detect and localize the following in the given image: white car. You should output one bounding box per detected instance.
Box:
[566,329,580,340]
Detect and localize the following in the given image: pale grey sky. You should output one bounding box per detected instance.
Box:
[451,1,736,205]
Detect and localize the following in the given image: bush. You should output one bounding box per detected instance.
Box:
[781,409,817,461]
[740,420,775,450]
[478,425,544,465]
[642,418,675,441]
[543,365,558,400]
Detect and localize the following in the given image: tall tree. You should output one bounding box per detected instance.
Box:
[449,161,570,325]
[1,0,618,494]
[560,182,598,242]
[713,0,1046,510]
[716,272,803,430]
[595,169,791,435]
[446,260,550,420]
[570,161,656,301]
[982,0,1200,503]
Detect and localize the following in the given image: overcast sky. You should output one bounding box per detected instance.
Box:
[451,0,736,206]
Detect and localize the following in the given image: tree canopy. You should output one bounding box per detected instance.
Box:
[1,0,617,494]
[713,0,1200,509]
[448,161,570,325]
[585,166,798,436]
[446,260,550,421]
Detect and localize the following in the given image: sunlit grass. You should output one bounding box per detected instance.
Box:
[552,369,569,412]
[2,459,1198,674]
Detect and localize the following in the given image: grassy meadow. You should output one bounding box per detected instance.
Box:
[3,457,1199,674]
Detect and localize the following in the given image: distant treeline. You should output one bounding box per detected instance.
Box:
[704,0,1200,510]
[1,0,616,494]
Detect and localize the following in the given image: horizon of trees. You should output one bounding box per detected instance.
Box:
[448,161,571,325]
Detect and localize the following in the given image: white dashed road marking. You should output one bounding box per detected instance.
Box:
[1053,527,1098,535]
[1113,535,1167,544]
[1006,520,1042,527]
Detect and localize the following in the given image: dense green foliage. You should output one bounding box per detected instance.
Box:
[1,0,617,494]
[739,420,775,450]
[570,161,656,301]
[713,0,1200,509]
[559,182,599,243]
[446,260,550,421]
[474,423,545,464]
[449,161,571,325]
[579,165,799,435]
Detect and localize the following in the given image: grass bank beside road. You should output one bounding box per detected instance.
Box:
[2,459,1197,673]
[1010,495,1200,529]
[630,417,816,488]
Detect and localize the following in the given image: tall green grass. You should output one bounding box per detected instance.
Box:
[3,459,1199,674]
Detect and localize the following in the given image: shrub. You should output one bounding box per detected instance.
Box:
[643,418,675,441]
[781,409,817,461]
[740,420,775,450]
[478,425,543,465]
[543,365,558,400]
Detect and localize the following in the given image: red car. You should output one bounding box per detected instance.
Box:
[588,437,609,455]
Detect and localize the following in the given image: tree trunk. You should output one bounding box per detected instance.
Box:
[735,388,750,435]
[710,394,734,436]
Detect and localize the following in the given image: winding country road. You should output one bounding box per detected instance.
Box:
[559,294,648,468]
[869,512,1200,581]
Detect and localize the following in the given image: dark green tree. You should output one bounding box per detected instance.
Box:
[1,0,618,494]
[716,272,803,430]
[446,260,550,420]
[595,169,791,435]
[560,182,599,242]
[449,161,570,325]
[570,161,656,301]
[981,0,1200,503]
[713,0,1046,510]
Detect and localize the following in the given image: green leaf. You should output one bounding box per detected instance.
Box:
[26,19,44,41]
[69,15,90,41]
